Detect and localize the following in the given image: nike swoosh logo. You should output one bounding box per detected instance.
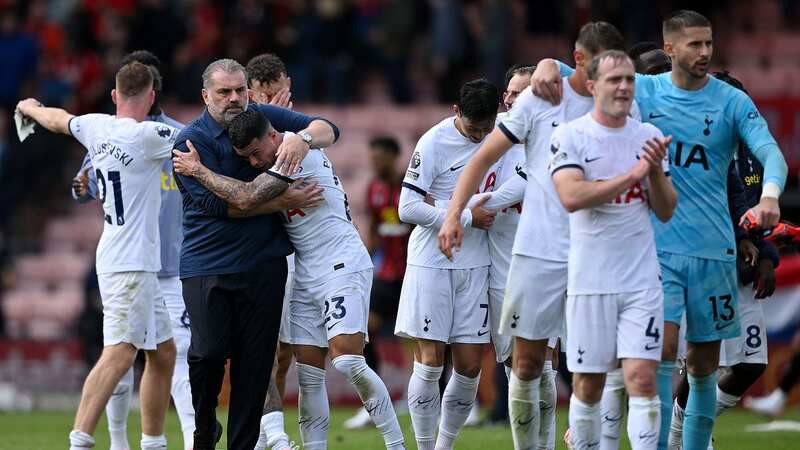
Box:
[745,350,760,356]
[716,321,734,331]
[649,112,666,119]
[516,417,534,426]
[450,164,466,171]
[478,329,489,336]
[645,343,659,351]
[327,320,342,331]
[416,398,434,406]
[585,156,602,163]
[603,414,622,423]
[551,121,559,127]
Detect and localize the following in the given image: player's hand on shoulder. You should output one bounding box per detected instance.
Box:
[754,259,776,299]
[530,60,563,105]
[72,168,91,197]
[470,195,496,230]
[172,140,204,177]
[275,133,310,176]
[279,178,324,209]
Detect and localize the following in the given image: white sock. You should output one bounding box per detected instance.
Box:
[600,369,626,450]
[408,362,443,450]
[107,367,133,450]
[667,401,685,450]
[539,361,557,450]
[505,365,513,380]
[261,411,290,449]
[171,355,195,450]
[568,394,601,450]
[297,363,329,450]
[333,355,405,449]
[509,371,540,450]
[435,371,480,450]
[140,433,167,450]
[627,396,660,450]
[715,386,740,417]
[69,430,95,450]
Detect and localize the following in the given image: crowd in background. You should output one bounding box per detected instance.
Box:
[1,0,800,338]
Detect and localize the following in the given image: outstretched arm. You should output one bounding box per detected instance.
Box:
[16,99,73,135]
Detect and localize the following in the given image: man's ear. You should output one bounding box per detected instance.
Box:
[201,88,210,106]
[452,104,460,116]
[574,49,585,68]
[663,40,675,59]
[111,89,118,105]
[586,79,596,96]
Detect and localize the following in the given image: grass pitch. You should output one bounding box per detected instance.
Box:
[4,406,800,449]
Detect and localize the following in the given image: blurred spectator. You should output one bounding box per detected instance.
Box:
[0,7,38,109]
[126,0,186,93]
[430,0,471,102]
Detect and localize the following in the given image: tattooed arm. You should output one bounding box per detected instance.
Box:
[173,141,323,217]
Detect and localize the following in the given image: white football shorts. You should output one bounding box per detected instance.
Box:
[99,271,172,350]
[500,255,566,342]
[566,288,663,373]
[289,269,371,348]
[720,284,768,366]
[395,265,490,344]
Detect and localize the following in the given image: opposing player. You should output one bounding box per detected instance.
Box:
[439,22,626,450]
[70,50,195,450]
[246,52,297,450]
[530,10,789,449]
[173,109,406,450]
[667,71,780,449]
[550,50,676,450]
[17,62,179,450]
[395,79,499,450]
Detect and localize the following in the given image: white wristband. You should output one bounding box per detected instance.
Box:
[761,182,781,200]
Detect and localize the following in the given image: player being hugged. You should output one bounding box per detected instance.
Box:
[173,109,405,450]
[549,51,677,450]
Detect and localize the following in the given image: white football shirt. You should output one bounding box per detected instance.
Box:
[270,142,372,286]
[401,116,496,269]
[498,79,594,262]
[549,113,669,294]
[69,114,177,274]
[484,113,527,289]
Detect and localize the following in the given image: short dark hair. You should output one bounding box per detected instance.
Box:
[713,70,748,95]
[628,41,660,61]
[503,64,536,89]
[663,10,712,38]
[115,62,153,97]
[369,136,401,155]
[458,79,500,122]
[587,50,634,81]
[121,50,163,93]
[228,108,271,149]
[246,53,288,86]
[576,21,625,55]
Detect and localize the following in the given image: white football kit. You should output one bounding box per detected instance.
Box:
[497,81,594,342]
[270,144,373,348]
[69,114,177,349]
[549,113,668,372]
[395,116,496,344]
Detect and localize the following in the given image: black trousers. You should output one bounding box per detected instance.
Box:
[182,258,287,450]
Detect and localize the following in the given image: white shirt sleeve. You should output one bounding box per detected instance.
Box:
[497,88,537,144]
[68,114,106,148]
[482,170,526,210]
[399,189,472,229]
[139,121,179,160]
[548,125,584,176]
